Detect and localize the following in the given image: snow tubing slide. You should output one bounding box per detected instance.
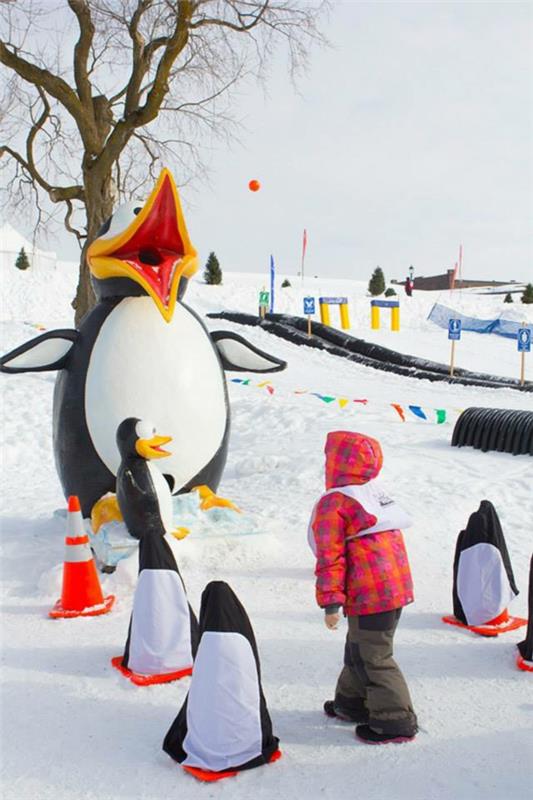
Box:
[207,311,532,392]
[451,407,533,456]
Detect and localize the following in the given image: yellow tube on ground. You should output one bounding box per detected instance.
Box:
[320,302,331,326]
[340,303,350,330]
[371,305,380,330]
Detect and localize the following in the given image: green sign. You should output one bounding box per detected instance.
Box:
[259,291,270,307]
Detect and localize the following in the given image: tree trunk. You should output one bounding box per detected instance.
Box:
[72,170,117,327]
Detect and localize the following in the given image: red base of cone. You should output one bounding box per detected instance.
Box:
[442,613,527,637]
[182,749,282,782]
[111,656,192,686]
[49,594,115,619]
[516,653,533,673]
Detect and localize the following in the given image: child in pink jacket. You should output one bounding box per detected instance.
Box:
[310,430,418,744]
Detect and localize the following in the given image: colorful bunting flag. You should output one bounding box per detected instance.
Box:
[227,376,455,426]
[391,403,406,422]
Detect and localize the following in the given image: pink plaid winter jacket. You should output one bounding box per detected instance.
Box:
[312,431,414,616]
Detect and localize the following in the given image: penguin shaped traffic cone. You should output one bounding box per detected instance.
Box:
[163,581,281,781]
[49,496,115,618]
[442,500,527,636]
[517,555,533,672]
[111,528,198,685]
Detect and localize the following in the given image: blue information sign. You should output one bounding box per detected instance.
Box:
[517,327,531,352]
[448,319,462,340]
[303,297,315,315]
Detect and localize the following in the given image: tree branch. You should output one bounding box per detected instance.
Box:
[0,40,84,127]
[67,0,96,113]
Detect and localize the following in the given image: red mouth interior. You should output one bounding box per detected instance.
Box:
[111,176,184,306]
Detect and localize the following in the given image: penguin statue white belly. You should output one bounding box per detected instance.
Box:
[85,297,226,490]
[0,169,287,517]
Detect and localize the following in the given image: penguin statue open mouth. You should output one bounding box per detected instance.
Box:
[0,169,287,519]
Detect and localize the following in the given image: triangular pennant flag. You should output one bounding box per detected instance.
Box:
[257,380,272,388]
[353,399,368,405]
[391,403,406,422]
[436,409,446,424]
[408,405,427,420]
[294,390,308,395]
[231,378,244,384]
[266,385,274,395]
[338,398,349,409]
[241,379,251,385]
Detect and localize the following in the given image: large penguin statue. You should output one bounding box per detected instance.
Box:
[163,581,281,781]
[0,169,287,518]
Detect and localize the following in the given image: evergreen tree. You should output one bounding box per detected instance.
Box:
[203,251,222,285]
[521,283,533,304]
[15,247,30,270]
[368,266,385,296]
[504,292,513,303]
[384,287,397,297]
[281,278,291,288]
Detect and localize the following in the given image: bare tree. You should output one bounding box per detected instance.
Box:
[0,0,328,324]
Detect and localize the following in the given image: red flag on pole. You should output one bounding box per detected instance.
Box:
[450,261,458,290]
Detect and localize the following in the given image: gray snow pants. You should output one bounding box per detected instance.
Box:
[335,608,418,736]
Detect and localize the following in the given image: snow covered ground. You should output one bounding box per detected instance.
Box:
[1,267,532,800]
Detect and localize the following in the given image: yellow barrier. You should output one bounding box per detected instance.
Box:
[370,300,400,332]
[320,297,350,330]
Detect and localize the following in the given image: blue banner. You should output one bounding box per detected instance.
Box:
[428,303,533,341]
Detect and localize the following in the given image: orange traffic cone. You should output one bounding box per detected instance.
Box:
[49,496,115,619]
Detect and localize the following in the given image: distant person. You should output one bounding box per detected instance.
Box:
[405,277,413,296]
[308,431,418,744]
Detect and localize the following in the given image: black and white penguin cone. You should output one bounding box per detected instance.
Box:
[163,581,281,782]
[112,532,199,686]
[517,555,533,672]
[442,500,527,636]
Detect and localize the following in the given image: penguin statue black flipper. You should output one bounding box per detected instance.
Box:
[163,581,280,781]
[517,555,533,671]
[0,330,77,373]
[444,500,527,636]
[112,417,198,685]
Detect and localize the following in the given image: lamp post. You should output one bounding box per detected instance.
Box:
[409,265,414,282]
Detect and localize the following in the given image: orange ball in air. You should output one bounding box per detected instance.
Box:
[248,179,261,192]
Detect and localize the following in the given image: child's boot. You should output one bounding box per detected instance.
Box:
[324,696,369,723]
[355,723,417,744]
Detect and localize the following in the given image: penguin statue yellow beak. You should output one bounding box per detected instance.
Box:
[136,434,172,460]
[87,169,198,322]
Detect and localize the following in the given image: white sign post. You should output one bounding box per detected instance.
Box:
[448,319,462,377]
[517,324,531,386]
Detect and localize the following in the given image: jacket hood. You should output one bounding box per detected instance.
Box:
[324,431,383,489]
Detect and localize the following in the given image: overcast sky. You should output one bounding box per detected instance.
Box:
[8,1,533,284]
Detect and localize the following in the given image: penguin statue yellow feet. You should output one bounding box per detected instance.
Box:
[0,169,287,519]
